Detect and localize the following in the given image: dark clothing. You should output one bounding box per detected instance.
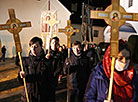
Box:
[15,52,20,66]
[84,62,138,102]
[62,48,68,60]
[84,48,100,71]
[63,51,91,102]
[46,49,63,87]
[0,46,6,61]
[58,50,67,76]
[18,51,55,102]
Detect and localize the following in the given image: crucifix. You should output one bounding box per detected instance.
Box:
[90,0,138,101]
[59,20,79,102]
[82,3,93,45]
[44,13,59,54]
[0,9,31,102]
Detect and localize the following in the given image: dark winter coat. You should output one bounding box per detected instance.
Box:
[46,49,63,87]
[18,51,55,102]
[84,48,100,71]
[63,51,91,98]
[1,47,6,54]
[84,62,138,102]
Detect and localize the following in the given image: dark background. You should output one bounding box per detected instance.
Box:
[59,0,111,26]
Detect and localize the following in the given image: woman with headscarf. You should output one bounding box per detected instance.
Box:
[84,39,138,102]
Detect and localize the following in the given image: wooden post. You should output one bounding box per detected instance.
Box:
[0,9,31,102]
[59,20,79,102]
[90,0,138,101]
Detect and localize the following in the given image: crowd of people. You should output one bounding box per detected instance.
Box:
[2,36,138,102]
[16,36,100,102]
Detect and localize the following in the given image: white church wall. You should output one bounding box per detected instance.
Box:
[0,0,71,58]
[93,26,105,45]
[41,0,71,46]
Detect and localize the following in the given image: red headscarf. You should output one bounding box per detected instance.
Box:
[103,43,134,102]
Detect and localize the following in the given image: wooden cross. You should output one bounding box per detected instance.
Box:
[90,0,138,101]
[58,20,79,102]
[0,9,31,102]
[0,9,31,52]
[59,20,79,48]
[44,13,59,53]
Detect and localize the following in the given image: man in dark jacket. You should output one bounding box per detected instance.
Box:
[63,41,91,102]
[18,37,55,102]
[0,45,6,62]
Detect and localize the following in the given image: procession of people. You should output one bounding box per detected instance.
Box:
[0,33,138,102]
[14,34,138,102]
[0,1,138,102]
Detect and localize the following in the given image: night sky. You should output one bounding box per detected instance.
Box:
[59,0,111,25]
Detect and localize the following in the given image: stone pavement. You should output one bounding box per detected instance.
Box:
[0,58,67,102]
[0,58,22,102]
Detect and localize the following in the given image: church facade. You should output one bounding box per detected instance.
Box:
[0,0,71,58]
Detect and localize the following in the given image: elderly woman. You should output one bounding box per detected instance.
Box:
[84,39,138,102]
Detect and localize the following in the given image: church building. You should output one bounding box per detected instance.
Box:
[0,0,71,57]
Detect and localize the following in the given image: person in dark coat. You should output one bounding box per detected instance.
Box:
[84,39,138,102]
[18,37,55,102]
[58,46,67,78]
[62,44,68,59]
[63,41,91,102]
[46,36,63,87]
[83,43,100,72]
[0,45,6,62]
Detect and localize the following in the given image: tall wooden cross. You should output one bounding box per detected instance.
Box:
[59,20,79,48]
[0,9,31,102]
[0,9,31,52]
[90,0,138,101]
[59,20,79,102]
[45,13,59,53]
